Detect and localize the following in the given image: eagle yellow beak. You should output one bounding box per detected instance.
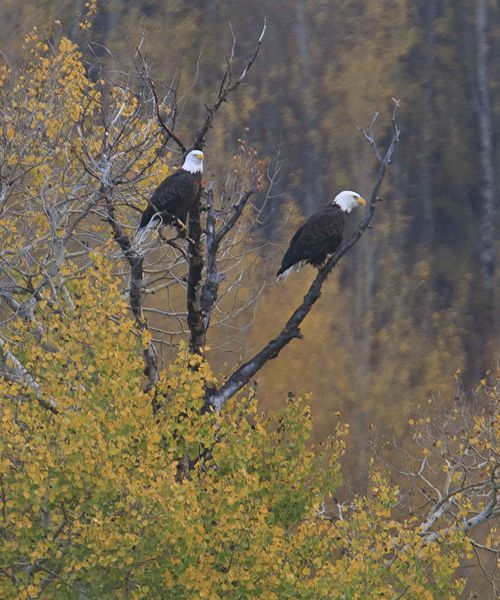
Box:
[357,196,367,206]
[197,152,204,161]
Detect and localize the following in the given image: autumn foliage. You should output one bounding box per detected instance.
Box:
[1,258,484,598]
[0,20,498,599]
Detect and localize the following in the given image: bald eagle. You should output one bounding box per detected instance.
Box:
[277,191,367,280]
[136,149,204,243]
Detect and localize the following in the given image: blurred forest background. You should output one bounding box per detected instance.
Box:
[1,0,498,487]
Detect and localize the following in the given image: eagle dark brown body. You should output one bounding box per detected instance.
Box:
[277,204,345,279]
[276,191,367,280]
[136,149,204,243]
[138,169,202,231]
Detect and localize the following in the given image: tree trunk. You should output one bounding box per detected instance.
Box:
[187,193,205,354]
[475,0,496,289]
[469,0,498,380]
[420,0,437,245]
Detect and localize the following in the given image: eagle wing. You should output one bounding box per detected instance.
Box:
[139,169,201,229]
[278,207,345,276]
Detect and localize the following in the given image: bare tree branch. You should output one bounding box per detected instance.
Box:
[145,66,187,154]
[208,110,400,410]
[191,18,267,150]
[214,189,255,245]
[422,474,498,543]
[357,112,383,163]
[199,188,255,338]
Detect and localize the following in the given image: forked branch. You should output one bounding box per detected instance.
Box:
[192,19,267,150]
[148,73,187,155]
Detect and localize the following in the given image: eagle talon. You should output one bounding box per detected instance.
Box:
[175,219,188,238]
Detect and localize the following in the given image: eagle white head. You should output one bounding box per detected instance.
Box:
[332,190,367,213]
[182,149,204,174]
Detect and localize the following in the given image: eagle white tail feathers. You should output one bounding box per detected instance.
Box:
[276,268,293,282]
[135,217,160,245]
[135,228,147,245]
[276,261,306,282]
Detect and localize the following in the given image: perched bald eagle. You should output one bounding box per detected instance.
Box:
[136,149,204,243]
[277,191,367,280]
